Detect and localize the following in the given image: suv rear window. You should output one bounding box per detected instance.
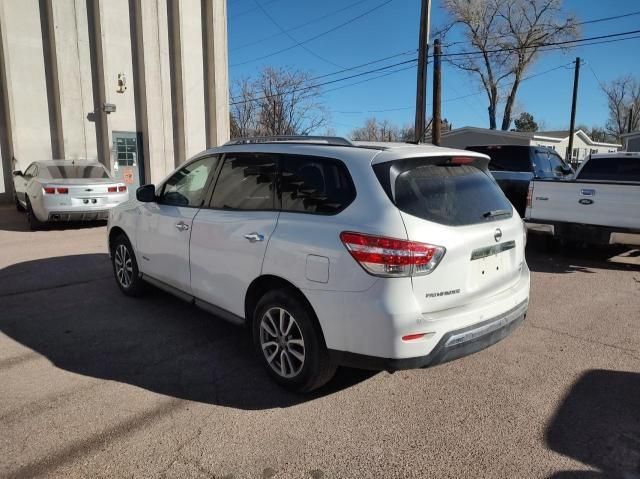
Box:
[577,157,640,182]
[466,146,531,172]
[375,160,513,226]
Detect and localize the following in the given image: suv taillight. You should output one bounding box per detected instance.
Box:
[526,183,534,209]
[340,231,445,277]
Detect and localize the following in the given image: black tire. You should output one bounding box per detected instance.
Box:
[111,234,146,297]
[26,199,46,230]
[15,194,25,212]
[253,289,336,393]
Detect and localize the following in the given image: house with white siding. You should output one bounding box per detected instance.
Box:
[435,127,621,163]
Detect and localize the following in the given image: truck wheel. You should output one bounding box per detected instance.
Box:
[253,289,336,393]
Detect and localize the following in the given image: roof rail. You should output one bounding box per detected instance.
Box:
[225,135,354,147]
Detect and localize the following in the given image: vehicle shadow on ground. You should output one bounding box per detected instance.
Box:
[526,237,640,274]
[545,369,640,478]
[0,205,107,232]
[0,254,375,410]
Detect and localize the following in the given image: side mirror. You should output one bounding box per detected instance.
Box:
[136,184,156,203]
[562,165,574,175]
[12,170,23,177]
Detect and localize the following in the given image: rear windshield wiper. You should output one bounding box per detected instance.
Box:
[482,209,511,218]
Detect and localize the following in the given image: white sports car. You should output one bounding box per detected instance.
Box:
[12,160,130,229]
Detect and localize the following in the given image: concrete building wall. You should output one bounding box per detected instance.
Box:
[0,0,229,201]
[0,0,52,176]
[49,0,97,160]
[99,0,137,171]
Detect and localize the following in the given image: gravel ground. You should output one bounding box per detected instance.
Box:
[1,204,639,479]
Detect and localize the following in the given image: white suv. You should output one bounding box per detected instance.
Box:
[108,136,530,392]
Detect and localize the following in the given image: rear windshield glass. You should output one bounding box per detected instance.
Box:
[41,165,110,179]
[577,157,640,182]
[377,162,513,226]
[466,146,531,172]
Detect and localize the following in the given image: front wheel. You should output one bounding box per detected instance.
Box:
[253,289,336,393]
[111,235,146,296]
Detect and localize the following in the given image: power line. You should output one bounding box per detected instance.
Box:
[231,0,373,52]
[331,63,571,115]
[229,29,640,110]
[251,0,343,68]
[229,0,281,20]
[442,10,640,48]
[230,0,394,67]
[442,29,640,58]
[230,58,417,105]
[229,50,416,101]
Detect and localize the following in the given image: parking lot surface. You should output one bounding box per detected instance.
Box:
[1,204,639,479]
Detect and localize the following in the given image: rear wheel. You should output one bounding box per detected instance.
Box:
[111,234,146,296]
[14,193,25,212]
[253,289,336,393]
[26,199,45,230]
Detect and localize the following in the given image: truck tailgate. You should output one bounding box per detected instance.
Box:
[526,180,640,229]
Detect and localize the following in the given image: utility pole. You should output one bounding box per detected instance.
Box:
[567,57,580,165]
[414,0,431,143]
[432,38,442,145]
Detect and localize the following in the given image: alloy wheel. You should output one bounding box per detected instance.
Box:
[114,244,134,288]
[259,307,306,379]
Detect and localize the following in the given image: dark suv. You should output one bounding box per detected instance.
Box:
[466,145,574,216]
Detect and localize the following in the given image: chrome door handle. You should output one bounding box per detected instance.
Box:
[175,221,189,232]
[243,232,264,243]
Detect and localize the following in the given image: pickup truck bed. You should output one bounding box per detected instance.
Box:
[525,153,640,246]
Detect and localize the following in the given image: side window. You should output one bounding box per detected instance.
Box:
[280,155,355,214]
[210,153,276,210]
[159,156,217,207]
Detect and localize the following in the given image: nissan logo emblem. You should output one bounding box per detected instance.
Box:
[494,228,502,242]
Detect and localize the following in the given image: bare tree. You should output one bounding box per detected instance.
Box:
[349,118,451,142]
[350,117,401,141]
[256,67,327,136]
[441,0,579,130]
[601,75,640,139]
[230,77,260,138]
[229,67,328,138]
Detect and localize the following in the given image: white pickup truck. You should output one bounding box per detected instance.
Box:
[525,152,640,246]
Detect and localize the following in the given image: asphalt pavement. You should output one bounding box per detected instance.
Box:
[1,204,639,478]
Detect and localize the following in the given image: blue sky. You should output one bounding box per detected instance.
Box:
[227,0,640,135]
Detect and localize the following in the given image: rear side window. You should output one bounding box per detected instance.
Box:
[378,161,512,226]
[578,157,640,182]
[280,155,355,214]
[210,153,276,210]
[467,146,531,172]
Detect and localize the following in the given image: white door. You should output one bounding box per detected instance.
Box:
[136,155,218,292]
[190,152,279,318]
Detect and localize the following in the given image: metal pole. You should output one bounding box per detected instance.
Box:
[414,0,431,143]
[567,57,580,165]
[432,38,442,145]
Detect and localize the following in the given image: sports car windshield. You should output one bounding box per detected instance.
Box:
[41,165,110,179]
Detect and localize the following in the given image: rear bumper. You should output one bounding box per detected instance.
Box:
[525,220,640,246]
[329,299,527,371]
[47,210,110,222]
